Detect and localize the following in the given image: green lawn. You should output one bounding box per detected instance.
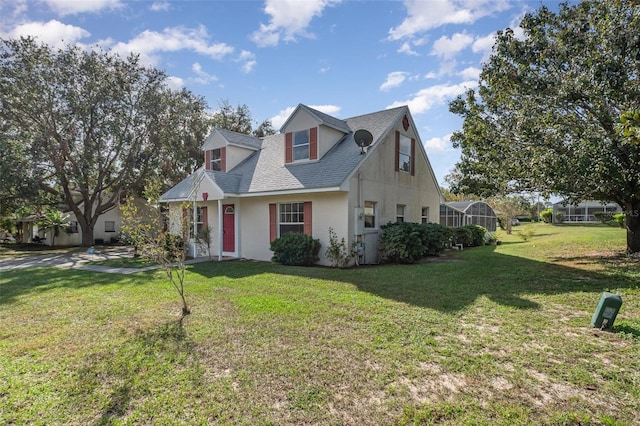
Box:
[1,223,639,425]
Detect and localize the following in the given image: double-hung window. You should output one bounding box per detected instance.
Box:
[396,205,406,223]
[421,207,429,224]
[364,201,376,228]
[279,202,305,235]
[293,130,310,161]
[210,148,222,171]
[398,134,412,173]
[105,221,116,232]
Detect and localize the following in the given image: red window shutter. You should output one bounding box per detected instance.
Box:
[285,133,293,163]
[410,138,416,176]
[395,131,400,172]
[269,203,277,242]
[303,201,312,236]
[220,147,226,172]
[310,127,318,160]
[205,150,211,170]
[201,206,208,229]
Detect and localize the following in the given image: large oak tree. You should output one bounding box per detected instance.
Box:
[449,0,640,253]
[0,37,209,245]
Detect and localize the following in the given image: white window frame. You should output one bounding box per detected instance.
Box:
[293,130,310,161]
[210,148,222,171]
[396,205,406,223]
[105,221,116,233]
[364,201,376,229]
[398,134,412,173]
[279,202,305,236]
[421,207,429,224]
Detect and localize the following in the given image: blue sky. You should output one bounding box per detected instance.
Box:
[0,0,556,187]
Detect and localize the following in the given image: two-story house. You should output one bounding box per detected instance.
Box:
[160,104,441,265]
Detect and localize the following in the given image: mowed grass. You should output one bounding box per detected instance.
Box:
[1,223,639,425]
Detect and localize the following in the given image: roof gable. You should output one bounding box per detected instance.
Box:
[202,128,262,151]
[280,104,351,134]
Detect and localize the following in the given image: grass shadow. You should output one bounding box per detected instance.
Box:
[0,268,131,305]
[72,320,195,425]
[189,244,638,314]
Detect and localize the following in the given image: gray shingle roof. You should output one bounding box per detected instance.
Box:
[279,104,352,134]
[162,104,408,200]
[214,128,262,150]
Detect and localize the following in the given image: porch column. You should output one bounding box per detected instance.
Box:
[218,201,223,261]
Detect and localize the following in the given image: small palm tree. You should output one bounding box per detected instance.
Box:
[39,209,70,247]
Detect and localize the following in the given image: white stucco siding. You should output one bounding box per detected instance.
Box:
[202,131,226,150]
[318,126,346,159]
[52,206,122,246]
[348,124,440,228]
[235,192,349,266]
[226,145,256,171]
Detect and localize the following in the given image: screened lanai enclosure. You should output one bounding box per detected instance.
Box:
[440,201,497,232]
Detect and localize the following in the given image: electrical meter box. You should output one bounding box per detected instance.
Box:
[590,292,622,329]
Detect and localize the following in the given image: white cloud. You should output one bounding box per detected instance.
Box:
[40,0,123,16]
[165,75,184,90]
[472,33,495,54]
[380,71,409,92]
[387,80,477,114]
[251,0,341,47]
[270,106,296,129]
[270,104,341,129]
[398,41,418,56]
[389,0,511,40]
[424,134,453,153]
[149,1,170,12]
[9,20,90,48]
[237,50,256,73]
[458,66,480,81]
[192,62,218,84]
[432,32,473,60]
[107,25,234,66]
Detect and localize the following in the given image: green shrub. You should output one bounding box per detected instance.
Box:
[379,222,452,263]
[451,227,473,247]
[540,208,553,223]
[555,212,565,223]
[593,211,613,224]
[325,227,353,268]
[518,226,536,241]
[422,223,452,255]
[613,213,626,228]
[380,222,425,264]
[270,233,320,266]
[462,224,487,246]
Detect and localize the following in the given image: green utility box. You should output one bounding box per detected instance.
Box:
[591,292,622,329]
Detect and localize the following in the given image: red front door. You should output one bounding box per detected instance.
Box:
[223,204,235,252]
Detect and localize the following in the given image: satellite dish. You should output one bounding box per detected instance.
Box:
[354,129,373,154]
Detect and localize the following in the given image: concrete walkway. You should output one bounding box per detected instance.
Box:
[0,247,211,275]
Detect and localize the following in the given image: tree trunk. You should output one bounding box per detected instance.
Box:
[78,219,95,247]
[626,201,640,254]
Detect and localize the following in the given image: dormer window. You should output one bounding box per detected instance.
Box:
[285,127,318,163]
[293,130,310,161]
[206,147,226,172]
[210,148,222,171]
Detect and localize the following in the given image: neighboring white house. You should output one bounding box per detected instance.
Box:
[18,205,123,247]
[160,104,442,265]
[552,200,622,223]
[440,201,498,232]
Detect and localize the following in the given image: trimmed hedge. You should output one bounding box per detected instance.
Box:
[270,232,320,266]
[379,222,451,264]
